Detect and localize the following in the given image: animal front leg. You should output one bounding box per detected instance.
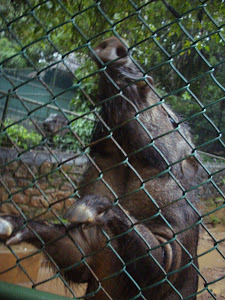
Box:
[65,196,167,295]
[0,196,170,299]
[0,215,103,283]
[0,216,66,246]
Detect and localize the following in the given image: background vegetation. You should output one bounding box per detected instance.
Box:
[0,0,224,154]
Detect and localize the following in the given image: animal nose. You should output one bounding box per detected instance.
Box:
[94,37,128,65]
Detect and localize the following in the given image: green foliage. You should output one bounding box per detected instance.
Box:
[70,58,99,111]
[0,0,224,154]
[0,38,27,68]
[0,117,94,152]
[203,196,225,226]
[209,215,221,226]
[53,115,95,152]
[0,121,42,150]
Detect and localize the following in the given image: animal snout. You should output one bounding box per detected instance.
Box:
[94,36,129,65]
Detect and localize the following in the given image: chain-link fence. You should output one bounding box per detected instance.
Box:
[0,1,224,299]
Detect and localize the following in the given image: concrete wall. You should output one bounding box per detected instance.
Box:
[0,147,224,220]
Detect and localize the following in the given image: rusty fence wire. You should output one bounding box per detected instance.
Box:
[0,0,225,299]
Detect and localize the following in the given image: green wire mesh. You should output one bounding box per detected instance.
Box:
[0,0,224,299]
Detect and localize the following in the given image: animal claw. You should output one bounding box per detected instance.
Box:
[0,218,13,238]
[64,196,112,227]
[6,232,24,246]
[65,204,97,224]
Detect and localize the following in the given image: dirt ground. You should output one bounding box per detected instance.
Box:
[0,225,225,299]
[197,225,225,300]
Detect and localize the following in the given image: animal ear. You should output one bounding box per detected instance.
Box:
[181,156,198,179]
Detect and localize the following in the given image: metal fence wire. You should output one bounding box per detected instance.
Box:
[0,0,225,299]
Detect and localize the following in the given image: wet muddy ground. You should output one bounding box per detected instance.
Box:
[0,225,224,299]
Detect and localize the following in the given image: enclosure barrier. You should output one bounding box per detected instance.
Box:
[0,281,72,300]
[0,1,225,299]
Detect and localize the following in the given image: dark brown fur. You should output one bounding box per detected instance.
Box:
[0,37,199,299]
